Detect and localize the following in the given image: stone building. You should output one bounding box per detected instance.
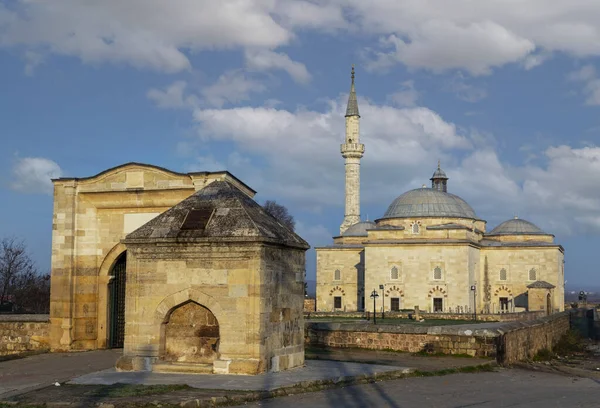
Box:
[316,70,565,315]
[49,163,308,374]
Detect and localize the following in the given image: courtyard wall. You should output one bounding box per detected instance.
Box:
[0,315,50,356]
[305,311,546,322]
[305,311,571,364]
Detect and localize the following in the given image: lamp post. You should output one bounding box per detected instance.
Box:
[470,285,477,322]
[379,284,385,319]
[370,290,379,324]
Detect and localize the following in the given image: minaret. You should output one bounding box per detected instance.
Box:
[340,66,365,234]
[431,160,449,192]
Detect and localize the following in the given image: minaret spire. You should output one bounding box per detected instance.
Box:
[340,65,365,234]
[345,65,360,117]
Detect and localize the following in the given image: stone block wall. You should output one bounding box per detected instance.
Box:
[0,315,50,356]
[305,322,498,358]
[496,311,570,364]
[304,299,316,312]
[306,311,571,363]
[304,311,546,322]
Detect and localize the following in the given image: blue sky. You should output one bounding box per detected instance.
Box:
[1,1,600,289]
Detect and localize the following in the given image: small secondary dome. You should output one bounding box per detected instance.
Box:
[342,220,376,236]
[488,217,546,235]
[382,188,478,219]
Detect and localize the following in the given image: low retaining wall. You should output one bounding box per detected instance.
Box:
[0,314,50,356]
[496,312,570,364]
[305,311,546,322]
[305,311,571,364]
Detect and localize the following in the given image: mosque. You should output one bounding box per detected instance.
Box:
[315,68,565,315]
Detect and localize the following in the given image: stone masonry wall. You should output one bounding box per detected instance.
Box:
[0,315,50,356]
[306,311,571,364]
[305,322,498,358]
[496,311,570,364]
[305,311,546,322]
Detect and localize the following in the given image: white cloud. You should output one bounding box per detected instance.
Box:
[164,90,600,235]
[10,157,63,194]
[23,50,44,76]
[350,1,600,74]
[5,1,600,76]
[0,0,295,73]
[366,20,534,76]
[387,80,419,107]
[567,65,600,105]
[523,52,552,70]
[444,73,488,102]
[190,97,472,211]
[147,81,188,109]
[148,71,267,110]
[201,70,267,108]
[245,49,311,83]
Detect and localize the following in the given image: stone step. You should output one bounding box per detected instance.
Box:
[152,362,213,374]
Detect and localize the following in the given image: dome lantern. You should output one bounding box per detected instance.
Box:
[430,160,448,192]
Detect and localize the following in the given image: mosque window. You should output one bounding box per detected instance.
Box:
[499,268,507,281]
[529,268,537,281]
[412,223,420,234]
[390,266,399,280]
[433,266,442,280]
[334,269,341,281]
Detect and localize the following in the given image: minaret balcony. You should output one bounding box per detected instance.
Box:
[340,143,365,155]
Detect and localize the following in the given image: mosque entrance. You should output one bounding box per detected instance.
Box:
[161,301,220,364]
[499,297,509,313]
[108,252,127,348]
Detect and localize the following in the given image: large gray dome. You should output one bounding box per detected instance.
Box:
[488,218,547,235]
[382,188,478,219]
[342,221,376,236]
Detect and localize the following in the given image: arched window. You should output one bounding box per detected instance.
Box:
[529,268,537,281]
[499,268,507,281]
[334,269,341,281]
[412,223,420,234]
[390,266,399,280]
[433,266,442,280]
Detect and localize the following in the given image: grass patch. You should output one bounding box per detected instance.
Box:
[533,348,555,362]
[88,383,191,398]
[412,350,474,358]
[554,330,586,355]
[413,364,496,377]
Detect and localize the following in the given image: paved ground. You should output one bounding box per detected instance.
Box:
[0,349,121,398]
[235,369,600,408]
[69,360,412,391]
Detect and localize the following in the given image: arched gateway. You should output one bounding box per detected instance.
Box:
[48,163,309,375]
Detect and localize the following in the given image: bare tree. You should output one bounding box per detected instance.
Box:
[263,200,295,232]
[0,237,49,313]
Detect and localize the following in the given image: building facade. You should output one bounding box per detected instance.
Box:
[316,70,565,315]
[49,163,309,374]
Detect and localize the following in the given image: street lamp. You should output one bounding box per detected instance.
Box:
[370,289,379,324]
[379,284,385,319]
[470,285,477,322]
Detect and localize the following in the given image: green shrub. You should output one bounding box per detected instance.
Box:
[554,330,586,355]
[533,348,555,361]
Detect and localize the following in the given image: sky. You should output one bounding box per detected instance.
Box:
[1,1,600,289]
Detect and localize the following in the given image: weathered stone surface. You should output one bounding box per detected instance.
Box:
[47,163,309,375]
[49,163,257,352]
[305,311,571,364]
[0,316,50,356]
